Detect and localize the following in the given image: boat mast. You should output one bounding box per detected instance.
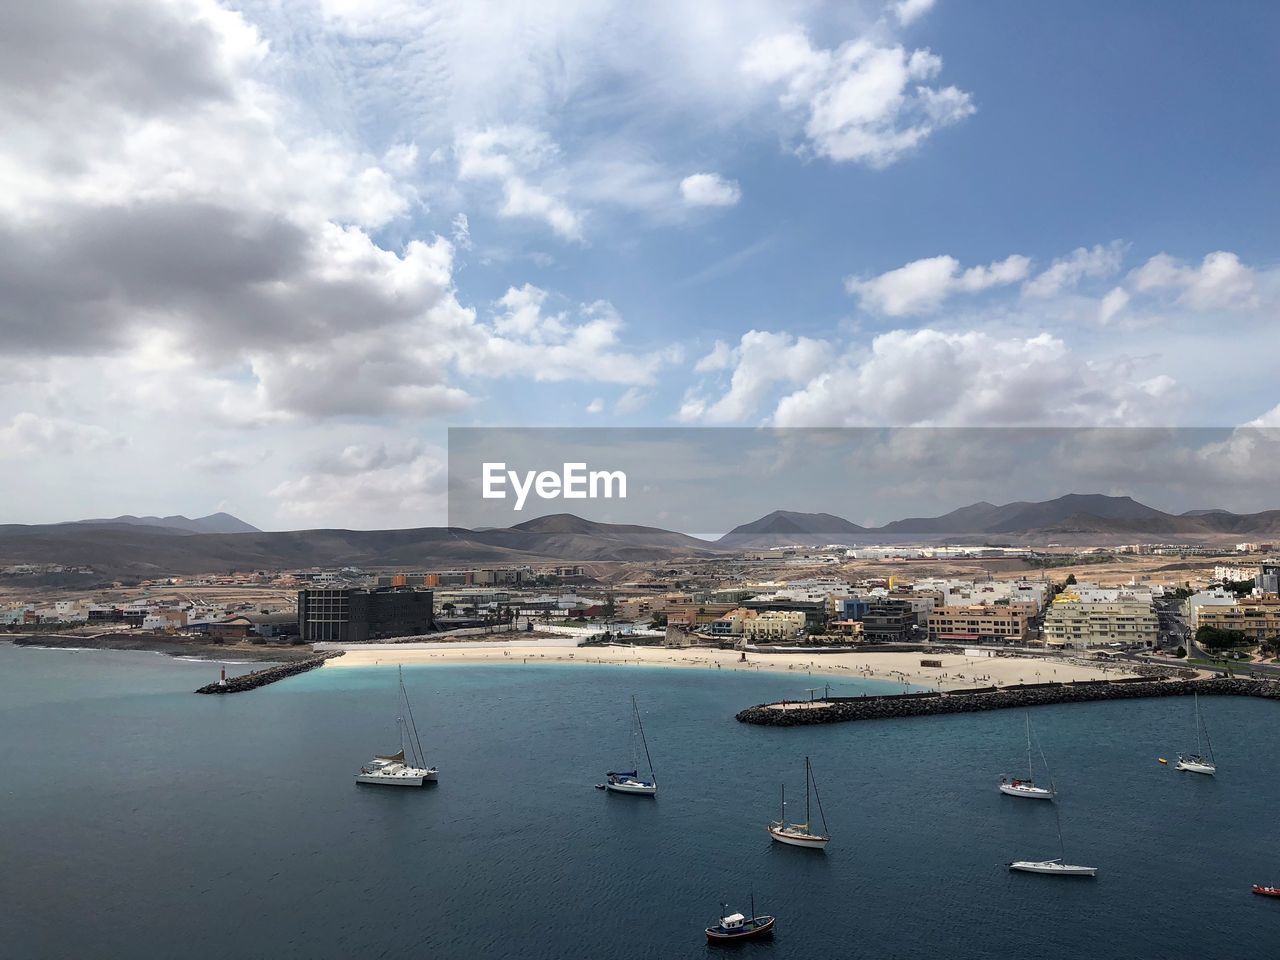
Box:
[1193,691,1203,757]
[1053,803,1066,863]
[780,783,785,824]
[399,665,427,768]
[1025,713,1033,780]
[633,695,656,783]
[808,756,829,836]
[804,757,811,826]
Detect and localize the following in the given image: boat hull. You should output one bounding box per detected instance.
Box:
[768,825,830,848]
[706,916,775,941]
[355,768,438,786]
[1252,885,1280,898]
[1175,760,1216,776]
[1009,860,1097,877]
[999,783,1054,799]
[604,779,657,796]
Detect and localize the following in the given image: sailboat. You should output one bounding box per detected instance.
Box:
[1175,690,1217,775]
[355,666,438,787]
[999,712,1056,800]
[1009,803,1097,877]
[768,756,830,849]
[599,695,657,796]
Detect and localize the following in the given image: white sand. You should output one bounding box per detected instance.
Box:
[323,639,1139,692]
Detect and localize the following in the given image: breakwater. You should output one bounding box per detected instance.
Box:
[736,676,1280,726]
[195,651,344,694]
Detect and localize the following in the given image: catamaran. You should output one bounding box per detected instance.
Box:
[1175,690,1217,776]
[1009,803,1096,877]
[768,756,830,849]
[355,666,437,787]
[599,695,657,796]
[999,712,1056,800]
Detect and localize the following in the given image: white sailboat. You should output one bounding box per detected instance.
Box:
[1175,690,1217,776]
[355,666,438,787]
[999,712,1056,800]
[599,695,657,796]
[768,756,830,849]
[1009,803,1096,877]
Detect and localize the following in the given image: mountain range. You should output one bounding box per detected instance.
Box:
[2,495,1279,578]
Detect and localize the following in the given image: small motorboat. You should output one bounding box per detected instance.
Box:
[705,895,775,943]
[1009,858,1097,877]
[1252,885,1280,898]
[1158,757,1168,765]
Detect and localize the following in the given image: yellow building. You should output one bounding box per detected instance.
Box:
[1197,599,1280,641]
[1041,592,1158,648]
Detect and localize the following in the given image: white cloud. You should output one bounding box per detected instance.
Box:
[614,387,651,415]
[456,286,667,385]
[893,0,937,26]
[680,172,742,207]
[586,397,605,414]
[694,340,736,373]
[741,30,974,167]
[846,253,1030,315]
[1023,242,1125,298]
[769,329,1181,427]
[679,330,830,423]
[0,412,121,458]
[455,126,583,240]
[271,441,447,528]
[1130,251,1258,309]
[1097,286,1129,325]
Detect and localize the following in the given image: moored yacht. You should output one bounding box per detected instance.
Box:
[705,892,775,942]
[1009,859,1097,877]
[356,666,437,787]
[1175,691,1217,776]
[999,713,1055,800]
[768,756,830,849]
[600,695,657,796]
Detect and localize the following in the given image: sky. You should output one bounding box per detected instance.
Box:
[1,0,1279,530]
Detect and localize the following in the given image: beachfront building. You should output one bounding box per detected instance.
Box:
[911,578,1052,615]
[1041,592,1158,649]
[297,587,434,642]
[927,604,1033,644]
[1195,598,1280,642]
[739,610,806,641]
[862,600,915,643]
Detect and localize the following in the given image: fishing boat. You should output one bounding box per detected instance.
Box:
[1252,885,1280,898]
[999,712,1055,800]
[1175,690,1217,775]
[355,666,437,787]
[768,756,830,849]
[600,695,657,796]
[705,891,775,942]
[1009,802,1096,878]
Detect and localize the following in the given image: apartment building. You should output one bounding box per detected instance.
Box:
[927,603,1033,643]
[739,610,806,640]
[1196,598,1280,641]
[1041,593,1158,648]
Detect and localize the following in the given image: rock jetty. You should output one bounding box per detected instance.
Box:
[736,676,1280,726]
[195,651,344,694]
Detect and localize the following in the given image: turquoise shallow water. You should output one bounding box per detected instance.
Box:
[3,642,1280,959]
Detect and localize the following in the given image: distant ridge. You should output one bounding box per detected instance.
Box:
[5,495,1280,579]
[718,510,869,548]
[70,513,262,535]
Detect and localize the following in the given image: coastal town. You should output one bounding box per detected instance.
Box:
[6,533,1279,691]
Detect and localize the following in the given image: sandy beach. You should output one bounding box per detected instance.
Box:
[321,638,1141,692]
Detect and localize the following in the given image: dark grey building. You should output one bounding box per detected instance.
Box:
[1257,563,1280,596]
[862,600,914,643]
[298,588,434,642]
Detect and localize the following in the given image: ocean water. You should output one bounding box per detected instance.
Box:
[3,642,1279,960]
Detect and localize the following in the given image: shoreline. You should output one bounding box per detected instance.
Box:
[320,640,1143,692]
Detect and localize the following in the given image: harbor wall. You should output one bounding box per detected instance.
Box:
[735,677,1280,726]
[195,651,344,694]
